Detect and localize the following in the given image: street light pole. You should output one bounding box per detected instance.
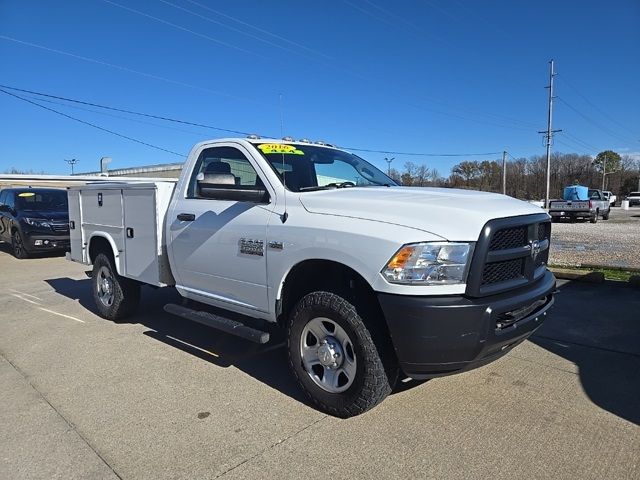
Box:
[65,158,79,175]
[502,151,507,195]
[384,157,395,176]
[602,152,607,191]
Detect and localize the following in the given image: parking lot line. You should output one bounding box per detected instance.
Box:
[9,289,42,301]
[37,307,85,324]
[10,292,85,324]
[10,293,41,306]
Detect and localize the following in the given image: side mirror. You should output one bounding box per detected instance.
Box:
[197,173,269,203]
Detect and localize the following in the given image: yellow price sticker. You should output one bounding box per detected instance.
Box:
[257,144,304,155]
[18,192,36,197]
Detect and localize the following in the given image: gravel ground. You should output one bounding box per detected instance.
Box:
[549,207,640,269]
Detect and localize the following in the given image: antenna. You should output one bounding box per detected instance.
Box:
[279,93,288,223]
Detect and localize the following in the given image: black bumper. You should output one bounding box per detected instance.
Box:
[24,233,70,252]
[377,270,556,379]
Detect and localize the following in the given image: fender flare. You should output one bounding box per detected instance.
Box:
[87,232,124,275]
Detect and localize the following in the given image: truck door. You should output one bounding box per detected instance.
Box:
[168,145,274,314]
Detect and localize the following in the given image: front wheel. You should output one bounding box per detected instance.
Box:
[92,253,140,320]
[287,291,397,417]
[11,230,30,259]
[590,212,598,223]
[603,210,610,220]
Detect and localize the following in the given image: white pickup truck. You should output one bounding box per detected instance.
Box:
[68,137,555,417]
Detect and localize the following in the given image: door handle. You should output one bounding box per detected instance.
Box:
[177,213,196,222]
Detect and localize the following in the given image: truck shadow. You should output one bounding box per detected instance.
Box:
[45,277,425,410]
[529,279,640,426]
[45,276,315,406]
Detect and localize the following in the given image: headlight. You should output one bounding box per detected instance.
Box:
[23,217,51,229]
[382,242,474,285]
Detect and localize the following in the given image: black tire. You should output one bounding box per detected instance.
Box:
[92,253,140,320]
[287,291,397,418]
[11,230,30,259]
[603,209,610,220]
[590,212,598,223]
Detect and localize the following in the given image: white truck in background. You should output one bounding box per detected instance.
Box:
[602,191,617,207]
[68,137,555,417]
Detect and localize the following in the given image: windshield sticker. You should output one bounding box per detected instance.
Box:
[18,192,36,197]
[257,144,304,155]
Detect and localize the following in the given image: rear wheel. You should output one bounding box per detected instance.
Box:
[11,230,29,259]
[287,291,397,417]
[92,253,140,320]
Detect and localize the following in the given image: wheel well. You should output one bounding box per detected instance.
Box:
[88,237,114,265]
[278,260,383,328]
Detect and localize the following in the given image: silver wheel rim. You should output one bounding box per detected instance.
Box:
[96,266,115,307]
[300,317,357,393]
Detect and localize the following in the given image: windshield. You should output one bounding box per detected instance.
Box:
[630,192,640,196]
[15,190,68,211]
[251,143,397,192]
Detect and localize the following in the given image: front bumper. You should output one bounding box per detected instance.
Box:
[24,233,70,251]
[377,270,556,379]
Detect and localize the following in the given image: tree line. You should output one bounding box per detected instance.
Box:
[388,150,640,199]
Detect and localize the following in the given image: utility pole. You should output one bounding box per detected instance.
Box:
[538,60,562,208]
[384,157,395,176]
[65,158,79,175]
[502,151,507,195]
[601,152,607,191]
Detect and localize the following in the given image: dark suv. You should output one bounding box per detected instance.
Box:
[0,188,70,258]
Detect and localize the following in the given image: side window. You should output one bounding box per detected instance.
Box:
[5,192,15,209]
[187,146,264,198]
[0,191,6,206]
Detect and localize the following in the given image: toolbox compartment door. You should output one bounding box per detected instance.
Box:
[123,187,160,285]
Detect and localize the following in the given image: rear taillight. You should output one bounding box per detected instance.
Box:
[589,200,593,208]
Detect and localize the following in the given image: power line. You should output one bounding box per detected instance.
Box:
[0,88,185,158]
[0,84,507,158]
[158,0,318,61]
[183,0,333,60]
[557,76,638,137]
[100,0,267,59]
[0,35,260,105]
[0,84,254,136]
[561,132,600,153]
[23,94,208,137]
[557,97,637,144]
[0,35,537,135]
[342,146,502,157]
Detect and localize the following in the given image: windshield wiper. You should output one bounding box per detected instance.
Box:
[299,182,356,192]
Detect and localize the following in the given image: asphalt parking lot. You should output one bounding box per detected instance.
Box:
[1,249,639,480]
[549,206,640,269]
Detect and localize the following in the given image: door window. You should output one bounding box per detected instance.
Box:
[187,146,265,198]
[5,192,15,209]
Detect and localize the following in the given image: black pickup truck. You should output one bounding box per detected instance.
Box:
[0,188,70,258]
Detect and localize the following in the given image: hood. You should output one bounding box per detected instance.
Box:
[298,187,546,241]
[20,210,69,222]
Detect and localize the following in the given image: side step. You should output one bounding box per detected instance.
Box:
[163,303,270,344]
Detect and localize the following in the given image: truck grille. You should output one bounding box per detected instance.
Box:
[489,226,527,251]
[51,222,70,233]
[481,258,524,285]
[466,213,551,297]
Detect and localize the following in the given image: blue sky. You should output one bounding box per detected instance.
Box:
[1,0,639,175]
